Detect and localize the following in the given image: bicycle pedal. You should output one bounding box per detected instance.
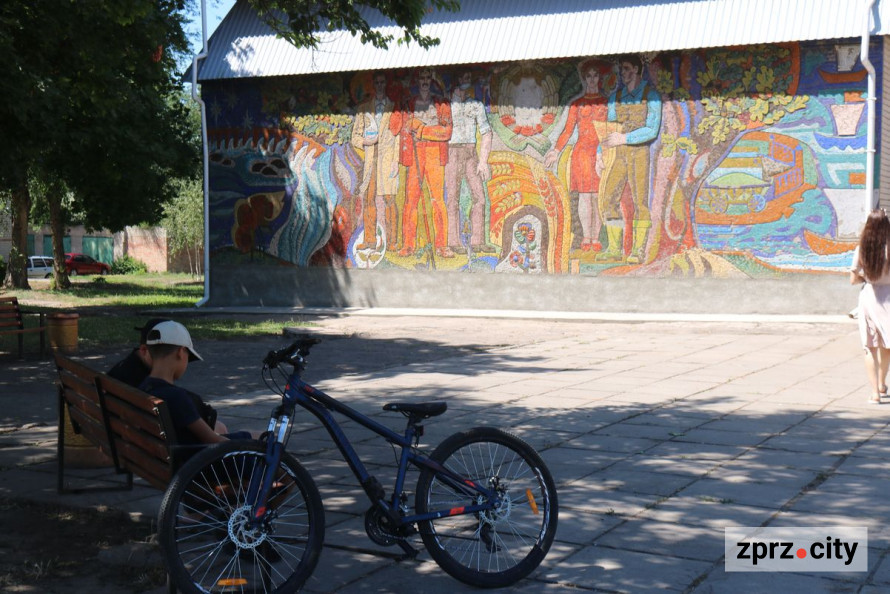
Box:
[396,539,419,560]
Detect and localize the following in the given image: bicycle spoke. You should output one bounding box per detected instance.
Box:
[159,442,324,594]
[416,428,558,588]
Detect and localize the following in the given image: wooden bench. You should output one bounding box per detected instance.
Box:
[55,352,184,494]
[0,296,46,359]
[56,353,202,593]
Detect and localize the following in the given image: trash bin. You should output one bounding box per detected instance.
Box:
[47,313,79,353]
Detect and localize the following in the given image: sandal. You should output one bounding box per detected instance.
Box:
[869,395,882,404]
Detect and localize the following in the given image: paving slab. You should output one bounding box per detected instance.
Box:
[3,312,889,592]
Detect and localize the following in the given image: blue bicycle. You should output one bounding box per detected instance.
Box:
[158,337,558,592]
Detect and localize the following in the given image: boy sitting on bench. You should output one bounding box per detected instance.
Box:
[139,321,256,453]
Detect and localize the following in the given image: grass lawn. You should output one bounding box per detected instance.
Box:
[1,273,310,350]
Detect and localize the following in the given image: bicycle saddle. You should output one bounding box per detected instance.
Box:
[383,402,447,418]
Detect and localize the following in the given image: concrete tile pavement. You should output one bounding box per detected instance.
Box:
[2,311,890,592]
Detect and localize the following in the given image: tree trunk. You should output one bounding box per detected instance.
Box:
[3,183,32,289]
[47,181,71,290]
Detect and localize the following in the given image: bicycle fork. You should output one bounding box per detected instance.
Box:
[246,407,293,524]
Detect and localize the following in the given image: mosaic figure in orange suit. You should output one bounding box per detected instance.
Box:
[397,68,454,258]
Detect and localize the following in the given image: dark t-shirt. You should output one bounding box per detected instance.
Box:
[108,349,150,387]
[139,377,251,462]
[139,377,205,451]
[112,350,217,428]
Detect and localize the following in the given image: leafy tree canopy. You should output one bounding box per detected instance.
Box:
[249,0,460,49]
[0,0,198,231]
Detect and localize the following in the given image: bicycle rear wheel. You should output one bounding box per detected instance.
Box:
[415,427,558,588]
[158,440,324,594]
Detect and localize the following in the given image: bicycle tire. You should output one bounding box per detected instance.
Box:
[158,440,325,594]
[415,427,558,588]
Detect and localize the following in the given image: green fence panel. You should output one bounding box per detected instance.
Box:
[42,235,71,257]
[82,236,113,264]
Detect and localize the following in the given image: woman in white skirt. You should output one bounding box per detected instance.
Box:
[850,208,890,403]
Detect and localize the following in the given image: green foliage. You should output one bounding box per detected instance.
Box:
[656,69,691,102]
[0,0,198,230]
[163,178,204,253]
[695,45,809,145]
[0,254,6,281]
[162,178,205,274]
[110,255,149,275]
[250,0,460,50]
[661,133,699,157]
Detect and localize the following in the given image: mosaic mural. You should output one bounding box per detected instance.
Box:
[204,40,880,278]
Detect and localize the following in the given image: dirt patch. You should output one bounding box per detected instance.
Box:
[0,497,166,593]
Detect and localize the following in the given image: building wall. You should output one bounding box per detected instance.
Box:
[115,227,167,272]
[6,225,188,274]
[203,39,880,312]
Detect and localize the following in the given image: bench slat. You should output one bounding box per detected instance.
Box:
[56,355,102,384]
[103,396,169,437]
[61,384,102,413]
[56,353,185,495]
[0,297,45,359]
[60,374,100,401]
[56,354,110,455]
[96,374,179,486]
[106,415,170,462]
[112,442,174,490]
[67,408,113,457]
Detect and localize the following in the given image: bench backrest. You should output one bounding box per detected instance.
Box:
[0,296,26,332]
[55,352,113,461]
[95,374,180,491]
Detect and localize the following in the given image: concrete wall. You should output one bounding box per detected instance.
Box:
[202,39,880,313]
[209,264,857,315]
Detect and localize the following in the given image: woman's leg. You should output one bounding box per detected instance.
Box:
[865,347,882,401]
[879,347,890,393]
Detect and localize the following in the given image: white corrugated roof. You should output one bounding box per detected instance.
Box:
[198,0,889,80]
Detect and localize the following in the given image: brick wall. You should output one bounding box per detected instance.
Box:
[118,227,168,272]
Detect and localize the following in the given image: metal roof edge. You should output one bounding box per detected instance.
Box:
[197,0,890,81]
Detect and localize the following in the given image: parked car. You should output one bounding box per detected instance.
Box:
[27,256,54,279]
[64,253,111,276]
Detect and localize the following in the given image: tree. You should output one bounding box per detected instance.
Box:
[250,0,460,50]
[1,0,456,289]
[163,178,205,276]
[0,0,197,288]
[26,170,76,289]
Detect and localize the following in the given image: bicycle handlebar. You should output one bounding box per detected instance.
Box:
[264,335,321,369]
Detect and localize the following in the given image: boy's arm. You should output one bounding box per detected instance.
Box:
[187,418,228,444]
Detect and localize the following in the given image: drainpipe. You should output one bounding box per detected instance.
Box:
[193,0,211,307]
[861,0,877,213]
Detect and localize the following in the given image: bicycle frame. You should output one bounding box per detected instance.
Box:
[252,369,501,529]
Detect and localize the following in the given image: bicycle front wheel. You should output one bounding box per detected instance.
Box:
[415,427,558,588]
[158,440,325,594]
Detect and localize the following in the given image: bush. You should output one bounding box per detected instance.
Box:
[110,255,148,275]
[0,254,5,281]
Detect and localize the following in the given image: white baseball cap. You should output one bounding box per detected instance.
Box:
[145,320,203,362]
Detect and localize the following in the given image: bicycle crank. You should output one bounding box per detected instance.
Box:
[364,507,419,559]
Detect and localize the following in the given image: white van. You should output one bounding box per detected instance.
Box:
[27,256,54,278]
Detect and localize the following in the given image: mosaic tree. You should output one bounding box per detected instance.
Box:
[641,44,808,273]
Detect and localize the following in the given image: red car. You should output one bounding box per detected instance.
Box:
[64,253,111,276]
